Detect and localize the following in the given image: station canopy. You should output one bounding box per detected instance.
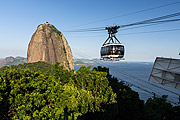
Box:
[149,57,180,89]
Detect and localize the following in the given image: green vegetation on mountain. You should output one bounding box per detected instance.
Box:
[0,62,179,120]
[5,58,26,66]
[0,56,27,67]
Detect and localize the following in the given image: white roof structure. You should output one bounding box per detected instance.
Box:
[149,57,180,89]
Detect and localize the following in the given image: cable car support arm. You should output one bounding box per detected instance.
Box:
[103,26,121,46]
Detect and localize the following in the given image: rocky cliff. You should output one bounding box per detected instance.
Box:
[27,22,74,70]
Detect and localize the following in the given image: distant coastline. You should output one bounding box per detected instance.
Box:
[75,64,86,65]
[139,62,150,65]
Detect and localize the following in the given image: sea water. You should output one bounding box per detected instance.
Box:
[74,61,180,105]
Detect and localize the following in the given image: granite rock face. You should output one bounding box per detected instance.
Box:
[27,22,74,70]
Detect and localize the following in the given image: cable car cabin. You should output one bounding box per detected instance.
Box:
[101,26,125,61]
[100,43,124,60]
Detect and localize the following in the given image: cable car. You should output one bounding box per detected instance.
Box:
[100,26,125,61]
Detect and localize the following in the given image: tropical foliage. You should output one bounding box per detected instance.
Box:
[0,62,179,120]
[0,62,116,119]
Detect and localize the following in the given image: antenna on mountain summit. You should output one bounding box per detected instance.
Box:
[45,22,49,25]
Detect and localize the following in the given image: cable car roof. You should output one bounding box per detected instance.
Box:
[102,43,124,47]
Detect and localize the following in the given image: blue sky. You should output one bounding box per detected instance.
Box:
[0,0,180,62]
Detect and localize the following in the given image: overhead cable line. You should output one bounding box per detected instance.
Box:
[63,12,180,33]
[106,62,180,96]
[63,18,180,34]
[66,1,180,29]
[119,12,180,28]
[64,28,105,32]
[65,28,180,38]
[63,27,105,32]
[119,19,180,31]
[118,28,180,35]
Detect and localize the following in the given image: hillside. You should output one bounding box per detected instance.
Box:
[0,56,26,67]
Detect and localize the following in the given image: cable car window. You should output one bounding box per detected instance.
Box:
[101,47,103,56]
[110,45,113,50]
[115,46,119,50]
[106,46,109,51]
[102,47,106,56]
[120,46,124,50]
[107,46,110,55]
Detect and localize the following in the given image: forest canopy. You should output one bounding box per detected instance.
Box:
[0,62,116,119]
[0,62,179,120]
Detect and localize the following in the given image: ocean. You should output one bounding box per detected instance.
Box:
[74,61,180,105]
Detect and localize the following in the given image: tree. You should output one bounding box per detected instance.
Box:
[80,66,145,120]
[144,96,180,120]
[0,63,116,120]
